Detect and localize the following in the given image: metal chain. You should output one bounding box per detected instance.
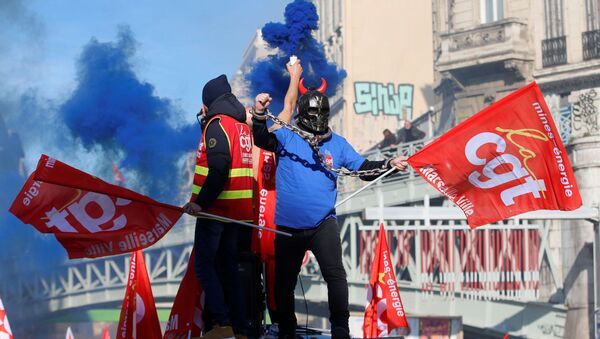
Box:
[264,111,391,177]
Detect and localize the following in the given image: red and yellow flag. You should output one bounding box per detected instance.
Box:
[408,82,581,228]
[363,223,409,338]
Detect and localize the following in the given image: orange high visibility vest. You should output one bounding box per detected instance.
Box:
[190,114,254,221]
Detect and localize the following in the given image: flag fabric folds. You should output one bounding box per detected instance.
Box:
[9,154,183,258]
[363,223,409,338]
[102,324,111,339]
[65,326,75,339]
[0,296,14,339]
[408,82,581,228]
[251,149,278,311]
[116,250,162,339]
[164,250,205,339]
[251,150,277,261]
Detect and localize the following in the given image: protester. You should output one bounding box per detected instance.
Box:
[249,60,303,339]
[251,80,409,339]
[182,74,253,339]
[397,119,426,143]
[376,128,398,149]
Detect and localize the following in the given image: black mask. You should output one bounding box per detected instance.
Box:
[297,92,330,134]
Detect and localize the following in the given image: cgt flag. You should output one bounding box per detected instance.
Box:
[408,82,582,228]
[117,250,162,339]
[9,154,182,258]
[0,296,14,339]
[363,223,409,338]
[251,149,277,313]
[164,249,205,339]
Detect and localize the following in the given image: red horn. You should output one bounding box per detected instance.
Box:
[317,77,327,94]
[298,77,308,95]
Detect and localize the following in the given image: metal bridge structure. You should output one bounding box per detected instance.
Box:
[3,102,600,338]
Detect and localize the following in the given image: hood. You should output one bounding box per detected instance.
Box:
[205,93,247,123]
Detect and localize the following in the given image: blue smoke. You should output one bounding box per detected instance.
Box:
[0,172,66,276]
[60,27,199,202]
[246,0,346,114]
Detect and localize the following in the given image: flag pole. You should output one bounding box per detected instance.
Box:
[194,212,292,237]
[335,167,396,209]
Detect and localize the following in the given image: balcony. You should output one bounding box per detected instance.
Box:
[437,18,533,73]
[583,29,600,60]
[541,36,567,67]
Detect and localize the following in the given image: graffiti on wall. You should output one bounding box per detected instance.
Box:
[572,89,599,136]
[354,82,414,119]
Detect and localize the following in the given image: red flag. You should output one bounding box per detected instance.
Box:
[252,150,277,261]
[363,224,409,338]
[408,82,581,228]
[112,163,126,186]
[0,297,14,339]
[251,150,278,312]
[102,325,111,339]
[66,326,75,339]
[164,249,205,339]
[117,250,162,339]
[9,154,183,258]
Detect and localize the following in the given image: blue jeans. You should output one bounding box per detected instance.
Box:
[194,218,246,334]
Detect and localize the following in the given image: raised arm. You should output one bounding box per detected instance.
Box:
[272,60,303,129]
[252,93,279,152]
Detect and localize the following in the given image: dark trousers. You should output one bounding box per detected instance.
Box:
[274,218,350,338]
[194,218,246,334]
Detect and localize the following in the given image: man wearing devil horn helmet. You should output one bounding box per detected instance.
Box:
[251,78,409,339]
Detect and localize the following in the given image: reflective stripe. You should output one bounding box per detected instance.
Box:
[194,166,253,177]
[192,185,253,199]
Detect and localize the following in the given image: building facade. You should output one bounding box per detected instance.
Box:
[309,0,436,152]
[433,1,600,337]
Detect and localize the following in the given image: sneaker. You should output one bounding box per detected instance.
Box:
[199,325,236,339]
[261,323,278,339]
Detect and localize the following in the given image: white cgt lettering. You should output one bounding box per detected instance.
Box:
[465,132,546,206]
[45,192,130,233]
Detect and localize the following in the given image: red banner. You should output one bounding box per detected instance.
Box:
[117,250,162,339]
[363,223,409,338]
[102,324,111,339]
[251,150,278,311]
[408,82,581,228]
[252,150,277,261]
[164,250,205,339]
[9,155,183,258]
[0,296,14,339]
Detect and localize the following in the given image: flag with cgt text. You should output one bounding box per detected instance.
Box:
[9,154,183,258]
[407,82,581,228]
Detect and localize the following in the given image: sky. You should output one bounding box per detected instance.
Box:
[0,0,294,290]
[2,0,288,116]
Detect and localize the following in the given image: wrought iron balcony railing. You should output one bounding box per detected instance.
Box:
[542,36,567,67]
[582,29,600,60]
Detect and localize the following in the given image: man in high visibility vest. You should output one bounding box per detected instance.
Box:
[183,74,253,339]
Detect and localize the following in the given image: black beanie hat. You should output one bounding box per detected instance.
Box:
[202,74,232,108]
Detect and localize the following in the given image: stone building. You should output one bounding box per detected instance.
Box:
[432,1,600,337]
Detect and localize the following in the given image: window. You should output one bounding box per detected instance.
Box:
[480,0,504,24]
[585,0,600,31]
[542,0,567,66]
[583,0,600,59]
[544,0,565,38]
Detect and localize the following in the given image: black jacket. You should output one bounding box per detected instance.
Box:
[195,94,247,209]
